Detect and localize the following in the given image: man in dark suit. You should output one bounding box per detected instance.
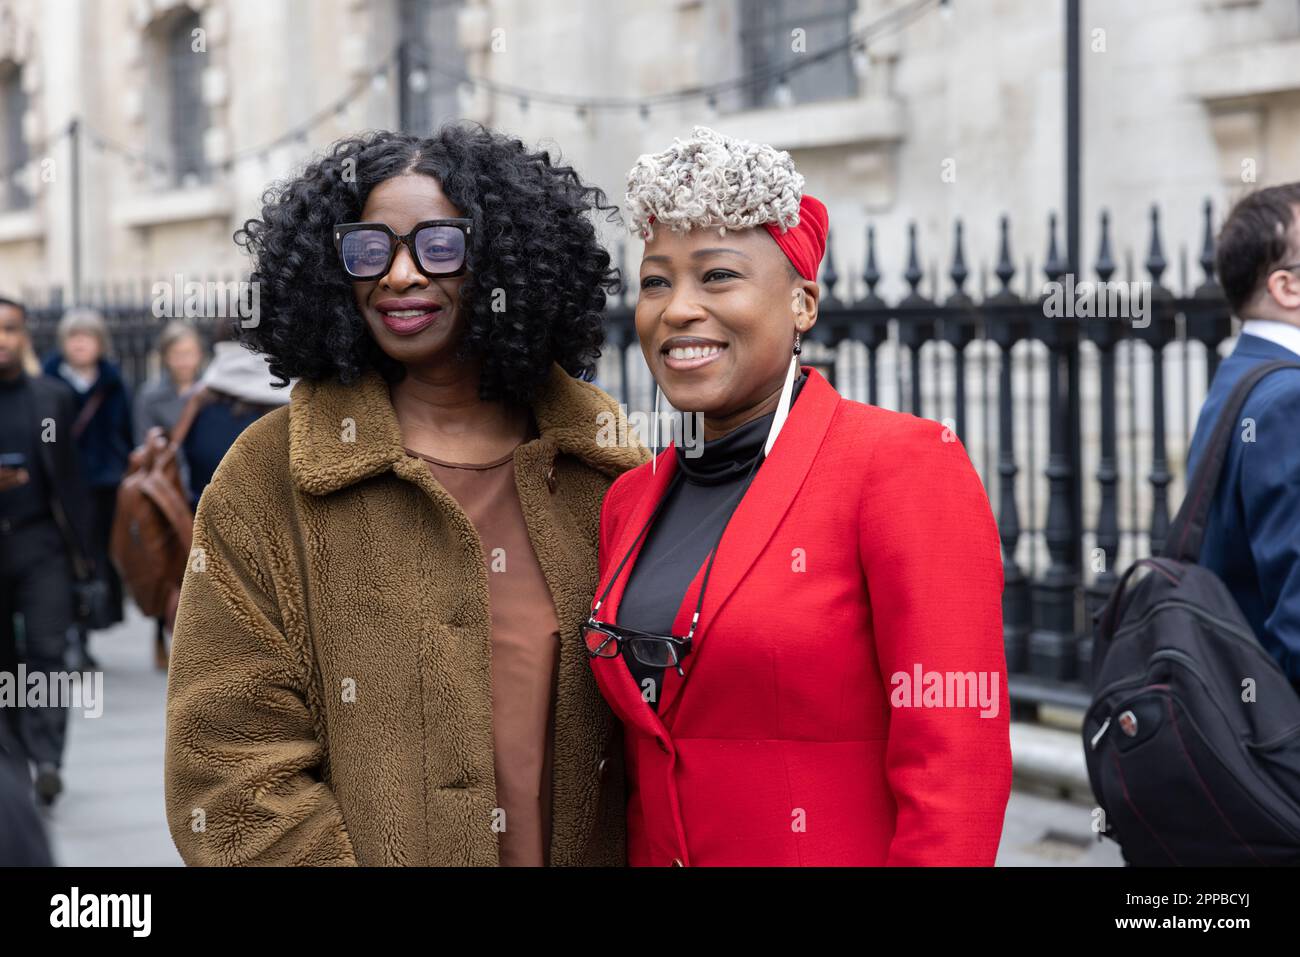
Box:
[1186,184,1300,692]
[0,296,96,806]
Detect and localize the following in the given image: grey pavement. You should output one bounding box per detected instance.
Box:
[998,785,1124,866]
[40,602,181,866]
[31,601,1118,866]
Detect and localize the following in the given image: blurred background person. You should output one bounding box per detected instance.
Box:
[1186,183,1300,693]
[0,296,96,807]
[179,318,289,510]
[42,308,134,671]
[133,320,207,670]
[135,319,287,668]
[134,320,205,442]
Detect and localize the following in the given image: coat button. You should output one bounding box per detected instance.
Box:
[545,464,558,494]
[597,757,607,777]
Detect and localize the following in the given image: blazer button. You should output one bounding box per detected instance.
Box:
[597,757,608,777]
[545,464,558,494]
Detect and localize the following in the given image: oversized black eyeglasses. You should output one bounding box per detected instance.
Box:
[334,219,473,280]
[582,451,763,678]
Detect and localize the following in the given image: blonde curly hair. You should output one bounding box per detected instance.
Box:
[624,126,805,240]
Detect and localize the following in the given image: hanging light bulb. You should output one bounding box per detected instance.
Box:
[638,103,651,128]
[407,68,429,94]
[939,0,953,21]
[371,69,388,93]
[705,94,719,118]
[773,75,794,108]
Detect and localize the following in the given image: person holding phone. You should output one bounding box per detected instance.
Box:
[0,296,96,807]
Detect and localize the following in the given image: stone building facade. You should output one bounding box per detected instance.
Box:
[1,0,1297,572]
[2,0,1296,290]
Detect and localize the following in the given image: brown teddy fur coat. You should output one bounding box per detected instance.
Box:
[164,364,646,865]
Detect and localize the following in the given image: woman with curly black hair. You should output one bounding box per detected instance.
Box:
[163,125,647,866]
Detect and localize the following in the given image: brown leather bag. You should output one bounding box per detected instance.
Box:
[109,387,211,629]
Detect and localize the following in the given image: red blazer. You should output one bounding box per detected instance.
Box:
[591,367,1011,866]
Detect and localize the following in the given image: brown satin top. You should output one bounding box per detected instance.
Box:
[405,438,560,867]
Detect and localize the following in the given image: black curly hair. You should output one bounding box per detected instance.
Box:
[234,124,620,403]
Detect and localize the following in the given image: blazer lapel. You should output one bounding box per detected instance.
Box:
[656,367,841,722]
[589,445,679,742]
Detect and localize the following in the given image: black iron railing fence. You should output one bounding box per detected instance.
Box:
[20,196,1237,719]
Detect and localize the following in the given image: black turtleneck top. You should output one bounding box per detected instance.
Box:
[615,373,807,711]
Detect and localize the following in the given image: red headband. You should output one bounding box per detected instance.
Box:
[764,194,828,282]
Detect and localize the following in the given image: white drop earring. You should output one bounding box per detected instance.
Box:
[764,350,800,458]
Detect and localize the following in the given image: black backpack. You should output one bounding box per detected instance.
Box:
[1084,359,1300,865]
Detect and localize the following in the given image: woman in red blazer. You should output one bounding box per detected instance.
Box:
[585,127,1011,866]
